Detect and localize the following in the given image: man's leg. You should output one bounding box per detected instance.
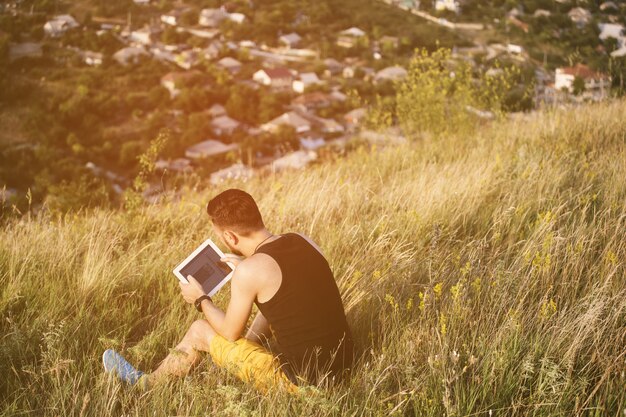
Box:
[104,319,299,394]
[148,319,216,384]
[103,319,216,387]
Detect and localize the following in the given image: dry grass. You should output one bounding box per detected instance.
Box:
[0,100,625,416]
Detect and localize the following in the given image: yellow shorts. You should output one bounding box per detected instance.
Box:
[208,335,300,394]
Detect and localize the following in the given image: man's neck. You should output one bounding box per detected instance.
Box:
[241,229,275,258]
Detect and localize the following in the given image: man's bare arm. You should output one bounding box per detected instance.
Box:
[199,262,257,342]
[245,311,272,345]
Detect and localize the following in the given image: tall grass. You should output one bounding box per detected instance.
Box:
[1,100,625,416]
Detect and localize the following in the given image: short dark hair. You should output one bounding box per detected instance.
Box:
[206,189,264,235]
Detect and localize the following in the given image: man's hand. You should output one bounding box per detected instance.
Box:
[179,275,205,304]
[221,254,244,268]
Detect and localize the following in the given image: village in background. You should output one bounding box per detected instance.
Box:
[1,0,625,214]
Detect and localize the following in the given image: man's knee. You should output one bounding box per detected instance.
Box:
[186,319,216,351]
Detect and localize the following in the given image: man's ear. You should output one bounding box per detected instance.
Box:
[223,230,238,245]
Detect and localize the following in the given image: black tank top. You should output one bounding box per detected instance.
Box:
[254,233,354,385]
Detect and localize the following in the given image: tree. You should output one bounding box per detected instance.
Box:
[572,76,585,96]
[393,47,515,138]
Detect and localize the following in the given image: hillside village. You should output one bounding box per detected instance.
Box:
[1,0,625,211]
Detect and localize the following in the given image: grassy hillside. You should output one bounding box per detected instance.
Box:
[1,100,625,416]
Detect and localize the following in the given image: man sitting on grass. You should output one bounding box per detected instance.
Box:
[102,188,354,393]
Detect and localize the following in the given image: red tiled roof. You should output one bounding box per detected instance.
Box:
[559,63,608,80]
[263,67,293,79]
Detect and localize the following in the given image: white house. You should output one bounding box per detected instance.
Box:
[43,15,79,37]
[161,8,189,26]
[279,32,302,48]
[292,72,321,93]
[507,43,524,54]
[599,1,619,12]
[129,26,161,46]
[217,57,242,73]
[373,66,407,83]
[84,51,103,66]
[207,103,227,118]
[555,63,611,101]
[435,0,460,13]
[253,67,294,90]
[199,8,228,27]
[598,23,625,49]
[323,58,343,76]
[211,115,241,136]
[568,7,592,27]
[337,27,366,48]
[227,13,246,24]
[185,139,238,159]
[262,111,312,134]
[340,27,366,37]
[113,46,148,66]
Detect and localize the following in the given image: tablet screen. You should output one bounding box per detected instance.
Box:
[178,243,233,294]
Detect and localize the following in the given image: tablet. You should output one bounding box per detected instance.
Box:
[173,238,235,297]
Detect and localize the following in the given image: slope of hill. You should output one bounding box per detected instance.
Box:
[0,100,625,416]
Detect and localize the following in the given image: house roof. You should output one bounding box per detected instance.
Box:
[600,1,619,11]
[211,115,240,129]
[598,23,624,40]
[207,103,226,116]
[280,32,302,44]
[324,58,343,68]
[374,66,407,82]
[568,7,591,19]
[557,63,609,80]
[228,13,246,23]
[340,27,366,37]
[200,8,228,19]
[330,90,347,101]
[300,137,326,150]
[298,72,320,83]
[185,139,238,159]
[316,117,344,132]
[52,15,79,27]
[113,46,148,61]
[264,111,311,130]
[217,56,242,68]
[260,67,293,79]
[344,107,367,121]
